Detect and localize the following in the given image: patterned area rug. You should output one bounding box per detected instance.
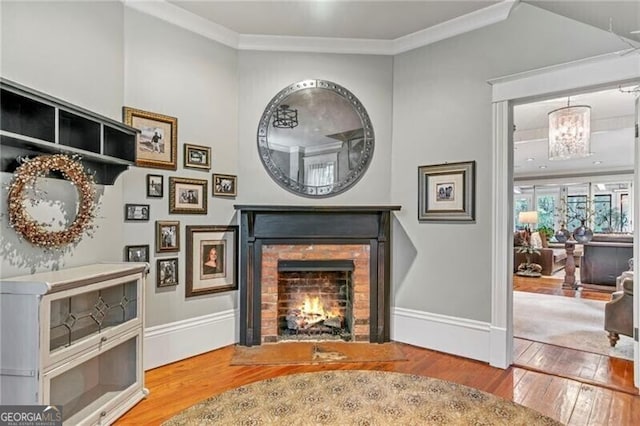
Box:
[163,371,561,425]
[514,291,633,361]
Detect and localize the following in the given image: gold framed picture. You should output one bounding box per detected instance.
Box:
[169,177,208,214]
[155,220,180,253]
[212,173,237,197]
[185,225,238,297]
[123,107,177,170]
[184,143,211,170]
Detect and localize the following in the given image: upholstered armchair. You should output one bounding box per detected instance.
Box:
[604,275,633,347]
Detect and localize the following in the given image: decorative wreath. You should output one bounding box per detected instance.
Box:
[7,154,97,248]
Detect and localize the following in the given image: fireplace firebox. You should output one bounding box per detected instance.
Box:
[235,205,400,346]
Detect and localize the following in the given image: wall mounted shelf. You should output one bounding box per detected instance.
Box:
[0,78,139,185]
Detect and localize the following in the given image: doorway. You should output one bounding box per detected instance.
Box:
[488,52,640,390]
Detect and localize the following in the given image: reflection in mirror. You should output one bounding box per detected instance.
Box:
[258,80,374,197]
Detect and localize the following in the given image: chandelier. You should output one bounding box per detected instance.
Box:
[272,104,298,129]
[547,98,591,160]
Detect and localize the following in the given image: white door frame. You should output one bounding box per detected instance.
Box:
[488,52,640,388]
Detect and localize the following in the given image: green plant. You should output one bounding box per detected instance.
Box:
[536,225,554,239]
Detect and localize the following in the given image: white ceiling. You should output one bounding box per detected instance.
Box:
[161,1,639,178]
[167,0,640,42]
[514,86,637,179]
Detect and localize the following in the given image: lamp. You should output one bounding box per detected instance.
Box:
[518,210,539,239]
[272,104,298,129]
[548,98,591,160]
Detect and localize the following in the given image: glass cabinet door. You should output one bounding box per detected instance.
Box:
[46,277,140,363]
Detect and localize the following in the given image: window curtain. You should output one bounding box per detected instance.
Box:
[305,162,335,187]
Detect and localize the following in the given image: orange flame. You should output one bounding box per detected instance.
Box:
[300,295,338,318]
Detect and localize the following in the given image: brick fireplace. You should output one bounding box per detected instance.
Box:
[235,205,400,346]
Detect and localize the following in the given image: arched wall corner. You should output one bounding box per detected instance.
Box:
[489,52,640,382]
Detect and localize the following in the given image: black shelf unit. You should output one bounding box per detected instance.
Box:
[0,78,138,185]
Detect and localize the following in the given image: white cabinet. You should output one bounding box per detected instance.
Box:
[1,263,148,425]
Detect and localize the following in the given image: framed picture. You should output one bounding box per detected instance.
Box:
[169,177,208,214]
[184,143,211,170]
[125,244,149,262]
[157,258,179,287]
[125,203,150,221]
[147,174,164,198]
[418,161,475,222]
[156,220,180,253]
[212,173,237,197]
[185,225,238,297]
[123,107,178,170]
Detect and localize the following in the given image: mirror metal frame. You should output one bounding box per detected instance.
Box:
[257,79,374,198]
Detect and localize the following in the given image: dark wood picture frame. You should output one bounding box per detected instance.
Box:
[185,225,238,297]
[184,143,211,170]
[418,161,475,222]
[157,257,179,287]
[156,220,180,253]
[169,177,208,214]
[125,203,150,221]
[212,173,237,197]
[146,174,164,198]
[123,106,178,170]
[125,244,150,262]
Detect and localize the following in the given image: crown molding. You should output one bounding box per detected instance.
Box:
[392,0,519,55]
[123,0,518,56]
[123,0,239,49]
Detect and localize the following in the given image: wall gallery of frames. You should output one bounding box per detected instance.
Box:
[2,79,238,297]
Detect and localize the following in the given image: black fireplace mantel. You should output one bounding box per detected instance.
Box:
[235,205,401,346]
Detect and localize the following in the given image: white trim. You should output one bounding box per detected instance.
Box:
[123,0,239,49]
[239,34,394,56]
[490,101,513,369]
[490,53,640,383]
[634,96,639,388]
[123,0,516,56]
[488,53,640,102]
[144,309,238,370]
[392,307,491,362]
[392,0,518,55]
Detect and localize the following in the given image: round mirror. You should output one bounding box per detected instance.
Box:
[257,79,374,197]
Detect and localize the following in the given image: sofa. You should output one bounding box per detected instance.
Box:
[581,234,633,286]
[513,247,567,276]
[513,230,567,276]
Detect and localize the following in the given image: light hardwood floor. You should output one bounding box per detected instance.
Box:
[116,275,639,425]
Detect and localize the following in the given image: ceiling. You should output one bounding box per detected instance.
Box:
[167,1,640,42]
[514,86,637,180]
[162,1,638,178]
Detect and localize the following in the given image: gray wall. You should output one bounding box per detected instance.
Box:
[237,51,393,205]
[0,1,125,277]
[123,8,239,327]
[391,3,624,321]
[0,2,239,329]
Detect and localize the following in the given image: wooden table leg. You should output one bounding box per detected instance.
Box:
[563,241,577,289]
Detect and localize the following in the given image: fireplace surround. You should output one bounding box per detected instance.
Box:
[235,205,400,346]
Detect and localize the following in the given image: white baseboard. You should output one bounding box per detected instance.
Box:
[144,309,238,370]
[392,307,491,362]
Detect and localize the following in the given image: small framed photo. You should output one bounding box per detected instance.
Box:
[125,203,150,221]
[169,177,208,214]
[418,161,475,222]
[212,174,237,197]
[125,244,149,262]
[123,106,178,170]
[185,225,238,297]
[157,258,179,287]
[184,143,211,170]
[147,174,164,198]
[156,220,180,253]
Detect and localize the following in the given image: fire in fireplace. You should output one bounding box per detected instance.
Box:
[278,260,354,341]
